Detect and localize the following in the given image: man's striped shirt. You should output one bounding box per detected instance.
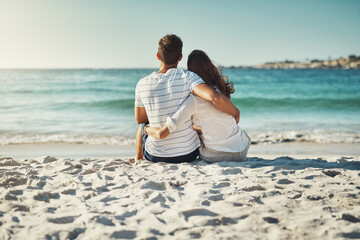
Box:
[135,68,204,157]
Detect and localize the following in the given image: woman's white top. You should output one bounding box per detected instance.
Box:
[166,94,249,153]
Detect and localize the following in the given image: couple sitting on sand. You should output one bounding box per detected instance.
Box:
[134,34,250,163]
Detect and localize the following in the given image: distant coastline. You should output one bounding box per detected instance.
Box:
[231,55,360,69]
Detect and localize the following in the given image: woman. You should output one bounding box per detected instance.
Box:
[141,50,250,163]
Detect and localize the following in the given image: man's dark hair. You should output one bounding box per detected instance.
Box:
[158,34,183,65]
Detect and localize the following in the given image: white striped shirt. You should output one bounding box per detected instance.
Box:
[135,68,204,157]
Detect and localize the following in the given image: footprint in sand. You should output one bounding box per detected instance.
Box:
[212,182,231,189]
[74,164,82,169]
[12,216,20,223]
[5,194,18,201]
[0,176,27,188]
[84,187,94,192]
[110,230,137,239]
[61,189,76,195]
[169,180,187,187]
[167,196,175,202]
[242,185,266,192]
[48,216,77,224]
[115,210,137,221]
[323,170,341,177]
[208,194,224,201]
[13,205,30,212]
[0,157,20,167]
[67,228,85,240]
[103,166,115,172]
[150,229,165,236]
[263,217,279,224]
[45,233,60,239]
[221,168,243,175]
[201,200,210,206]
[262,190,282,198]
[94,216,115,226]
[141,181,166,190]
[26,169,38,176]
[36,180,46,189]
[169,165,179,170]
[340,232,360,239]
[5,171,24,177]
[47,207,57,213]
[42,156,57,163]
[307,195,324,201]
[82,169,96,175]
[68,169,83,175]
[189,231,202,238]
[300,184,312,189]
[95,186,110,194]
[180,209,218,221]
[277,179,294,185]
[80,159,92,165]
[151,193,166,203]
[209,189,220,194]
[33,192,60,202]
[61,166,74,172]
[82,182,92,187]
[100,196,120,203]
[204,216,238,226]
[249,196,264,205]
[233,202,243,207]
[9,190,23,195]
[112,184,128,190]
[27,179,46,190]
[341,214,360,223]
[105,175,114,181]
[288,191,302,199]
[104,161,123,168]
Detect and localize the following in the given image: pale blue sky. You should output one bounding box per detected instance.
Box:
[0,0,359,68]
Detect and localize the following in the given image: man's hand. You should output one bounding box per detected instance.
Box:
[192,83,240,123]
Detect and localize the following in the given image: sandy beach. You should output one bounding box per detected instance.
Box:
[1,143,359,240]
[2,0,360,239]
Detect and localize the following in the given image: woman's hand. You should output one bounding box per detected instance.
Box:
[146,125,170,139]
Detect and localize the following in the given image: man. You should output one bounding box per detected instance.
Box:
[135,34,239,163]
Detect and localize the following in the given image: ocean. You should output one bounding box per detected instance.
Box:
[1,69,359,145]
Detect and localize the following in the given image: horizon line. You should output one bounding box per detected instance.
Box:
[1,54,359,70]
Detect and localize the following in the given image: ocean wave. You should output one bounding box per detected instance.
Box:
[40,99,135,111]
[0,134,136,146]
[58,96,360,111]
[232,97,360,110]
[249,130,360,144]
[0,131,359,145]
[0,87,131,94]
[6,96,358,112]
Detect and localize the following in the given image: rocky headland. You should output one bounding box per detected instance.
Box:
[234,55,360,69]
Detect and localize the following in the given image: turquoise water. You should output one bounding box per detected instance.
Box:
[1,69,359,145]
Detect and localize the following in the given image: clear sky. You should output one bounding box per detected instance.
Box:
[0,0,359,68]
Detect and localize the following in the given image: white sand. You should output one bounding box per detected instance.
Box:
[1,142,360,161]
[1,151,360,239]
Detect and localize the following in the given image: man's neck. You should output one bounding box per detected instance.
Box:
[158,62,178,73]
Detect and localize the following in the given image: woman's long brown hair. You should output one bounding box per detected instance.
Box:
[187,50,234,98]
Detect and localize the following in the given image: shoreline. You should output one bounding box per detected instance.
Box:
[1,142,359,161]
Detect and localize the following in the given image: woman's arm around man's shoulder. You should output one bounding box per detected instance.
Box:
[192,83,240,123]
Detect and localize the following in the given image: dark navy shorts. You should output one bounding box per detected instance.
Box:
[142,123,199,163]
